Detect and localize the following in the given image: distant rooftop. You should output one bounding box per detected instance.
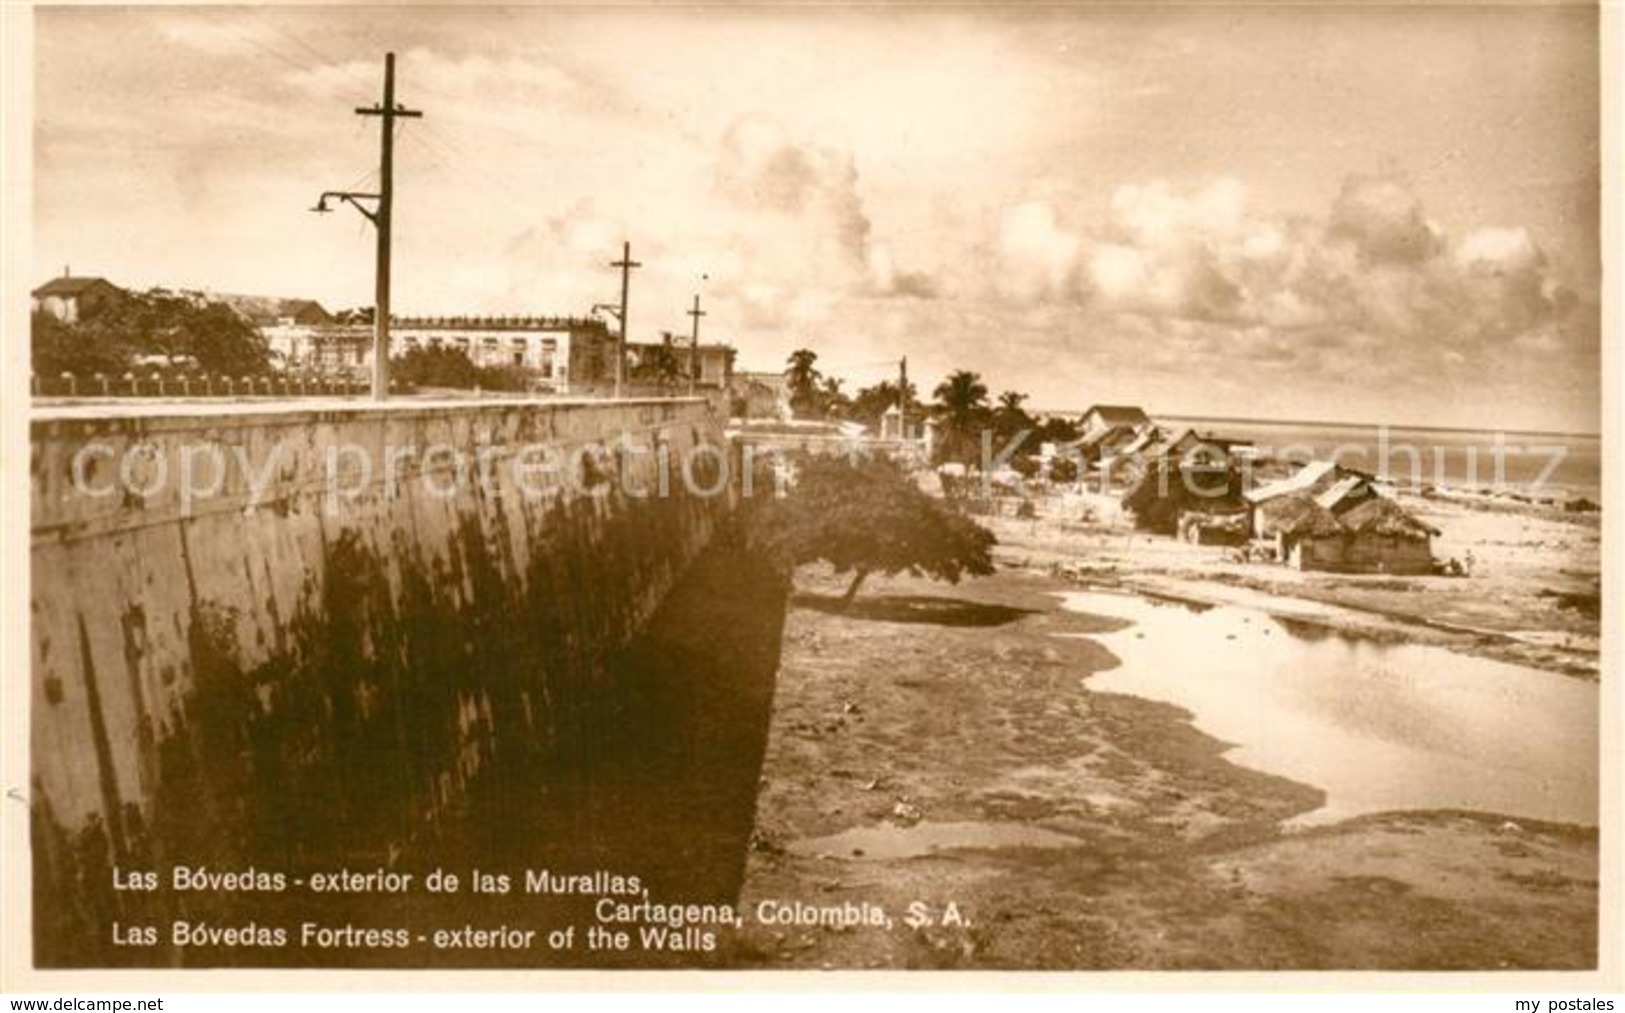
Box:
[208,292,332,326]
[32,275,121,298]
[390,314,613,331]
[1081,404,1151,427]
[1244,459,1340,504]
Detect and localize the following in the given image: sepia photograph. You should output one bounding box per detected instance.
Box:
[3,0,1617,990]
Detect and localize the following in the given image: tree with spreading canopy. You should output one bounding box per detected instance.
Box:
[32,287,272,377]
[629,334,687,391]
[31,310,134,377]
[392,345,529,392]
[749,453,997,606]
[848,378,921,430]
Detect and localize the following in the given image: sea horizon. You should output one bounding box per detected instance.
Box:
[1029,409,1602,442]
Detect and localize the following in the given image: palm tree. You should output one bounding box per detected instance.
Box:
[934,370,990,424]
[785,348,821,418]
[932,370,991,464]
[819,375,850,419]
[997,390,1028,414]
[994,390,1034,443]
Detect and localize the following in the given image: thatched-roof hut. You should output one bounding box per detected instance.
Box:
[1121,456,1246,534]
[1315,474,1378,515]
[1335,497,1439,573]
[1258,493,1438,573]
[1339,496,1441,539]
[1255,492,1344,539]
[1253,494,1344,569]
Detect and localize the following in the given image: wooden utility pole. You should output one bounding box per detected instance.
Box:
[686,294,706,397]
[312,54,420,401]
[609,242,641,398]
[355,54,421,401]
[898,356,909,439]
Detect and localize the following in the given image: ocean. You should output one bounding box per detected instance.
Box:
[1157,416,1603,499]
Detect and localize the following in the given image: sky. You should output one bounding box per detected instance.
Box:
[31,4,1602,432]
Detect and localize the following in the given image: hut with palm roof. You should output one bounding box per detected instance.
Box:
[1256,492,1439,572]
[1121,454,1247,534]
[1255,494,1348,569]
[1337,496,1440,574]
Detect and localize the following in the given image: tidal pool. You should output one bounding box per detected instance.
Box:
[1059,591,1598,828]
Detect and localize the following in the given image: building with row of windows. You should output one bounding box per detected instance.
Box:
[32,274,738,397]
[284,315,620,393]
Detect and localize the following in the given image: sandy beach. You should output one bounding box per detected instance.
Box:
[731,494,1600,969]
[997,489,1602,678]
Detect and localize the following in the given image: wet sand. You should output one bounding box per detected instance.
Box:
[732,563,1598,970]
[991,491,1602,679]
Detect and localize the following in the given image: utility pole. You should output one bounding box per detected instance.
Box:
[686,294,706,397]
[311,52,421,401]
[609,242,641,398]
[358,54,421,401]
[898,356,910,439]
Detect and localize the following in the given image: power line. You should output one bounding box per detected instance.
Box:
[196,8,371,107]
[405,118,539,208]
[245,11,376,99]
[189,12,545,217]
[397,128,455,176]
[337,162,379,194]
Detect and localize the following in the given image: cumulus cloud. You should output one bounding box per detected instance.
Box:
[996,202,1085,303]
[996,174,1588,385]
[1326,174,1444,264]
[1110,177,1248,246]
[492,199,630,308]
[713,116,936,308]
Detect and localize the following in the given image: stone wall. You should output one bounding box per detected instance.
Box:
[28,397,758,965]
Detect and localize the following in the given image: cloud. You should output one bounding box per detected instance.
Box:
[1110,177,1248,246]
[996,202,1085,303]
[489,200,631,309]
[713,116,936,307]
[1326,174,1444,264]
[1082,178,1260,322]
[995,174,1587,389]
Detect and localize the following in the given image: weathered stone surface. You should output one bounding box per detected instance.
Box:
[29,398,776,967]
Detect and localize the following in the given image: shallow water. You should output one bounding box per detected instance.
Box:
[1059,591,1598,828]
[789,820,1083,860]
